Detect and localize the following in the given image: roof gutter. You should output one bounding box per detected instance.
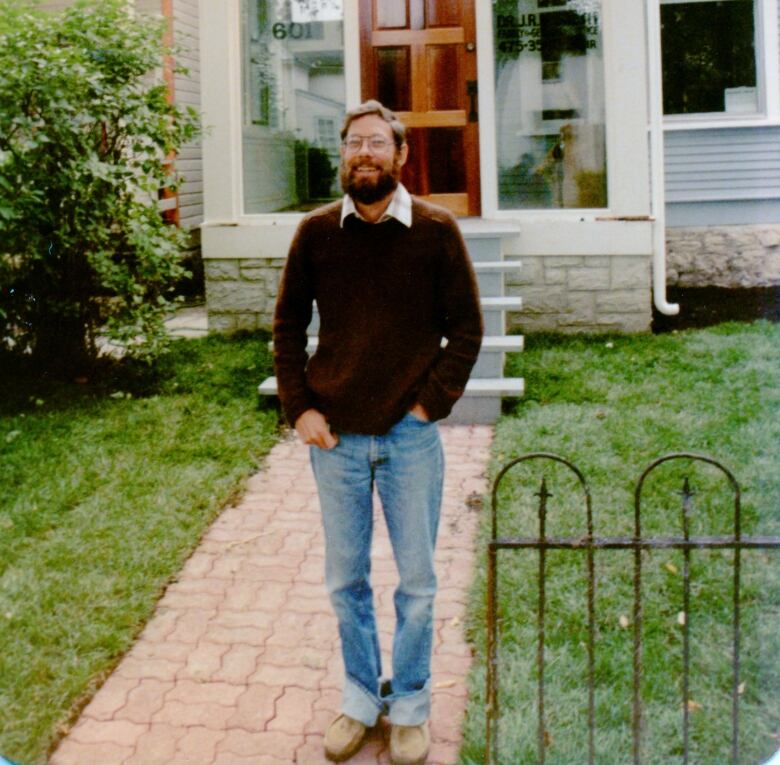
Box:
[646,0,680,316]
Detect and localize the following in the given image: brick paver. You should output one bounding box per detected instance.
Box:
[50,426,492,765]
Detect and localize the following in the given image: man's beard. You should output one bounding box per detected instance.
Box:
[341,155,402,205]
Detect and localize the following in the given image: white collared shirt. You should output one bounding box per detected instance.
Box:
[340,183,412,228]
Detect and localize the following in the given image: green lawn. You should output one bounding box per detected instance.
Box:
[0,333,280,765]
[459,321,780,765]
[1,322,777,765]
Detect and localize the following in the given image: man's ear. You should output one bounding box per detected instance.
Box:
[397,142,409,168]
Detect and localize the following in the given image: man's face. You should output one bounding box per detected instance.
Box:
[340,114,408,205]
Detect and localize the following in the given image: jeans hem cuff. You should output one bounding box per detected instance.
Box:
[342,676,383,727]
[386,680,431,726]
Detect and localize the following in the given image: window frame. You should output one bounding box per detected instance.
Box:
[491,3,611,212]
[239,0,350,215]
[475,0,654,220]
[661,0,780,129]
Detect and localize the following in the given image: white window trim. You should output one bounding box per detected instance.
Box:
[475,0,498,218]
[660,0,780,128]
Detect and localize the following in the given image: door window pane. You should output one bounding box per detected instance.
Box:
[376,47,412,111]
[241,0,345,213]
[376,0,407,29]
[493,1,608,209]
[426,0,462,27]
[661,0,757,116]
[403,128,466,195]
[427,45,461,110]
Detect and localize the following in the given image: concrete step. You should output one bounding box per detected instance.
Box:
[472,260,522,295]
[268,335,523,379]
[444,377,525,425]
[481,296,523,310]
[290,335,523,354]
[306,295,522,334]
[258,376,524,399]
[460,220,520,264]
[258,377,280,395]
[462,377,524,396]
[471,336,525,378]
[482,296,522,333]
[258,375,523,426]
[307,295,522,312]
[471,260,522,271]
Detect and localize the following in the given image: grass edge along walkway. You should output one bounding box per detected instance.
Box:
[0,333,280,765]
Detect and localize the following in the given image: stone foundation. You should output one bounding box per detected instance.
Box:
[204,257,286,332]
[507,254,653,333]
[204,252,654,335]
[666,224,780,288]
[202,225,780,332]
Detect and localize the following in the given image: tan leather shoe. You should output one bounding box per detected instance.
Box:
[324,713,367,762]
[390,722,430,765]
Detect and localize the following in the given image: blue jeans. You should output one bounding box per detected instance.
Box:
[310,412,445,727]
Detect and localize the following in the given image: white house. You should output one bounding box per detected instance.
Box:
[38,0,780,332]
[194,0,780,335]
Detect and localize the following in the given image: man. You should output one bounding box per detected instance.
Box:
[273,100,483,764]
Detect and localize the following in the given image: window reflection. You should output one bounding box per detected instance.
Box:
[242,0,345,213]
[494,0,607,209]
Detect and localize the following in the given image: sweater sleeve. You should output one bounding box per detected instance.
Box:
[273,219,315,427]
[415,216,484,421]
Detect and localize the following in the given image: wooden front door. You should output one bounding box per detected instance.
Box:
[359,0,480,217]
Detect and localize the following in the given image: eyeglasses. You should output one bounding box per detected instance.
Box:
[342,134,394,153]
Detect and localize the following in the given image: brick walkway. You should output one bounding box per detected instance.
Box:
[50,425,493,765]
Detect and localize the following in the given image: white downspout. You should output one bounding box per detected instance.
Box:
[646,0,680,316]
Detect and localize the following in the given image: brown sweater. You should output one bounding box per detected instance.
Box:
[273,198,483,435]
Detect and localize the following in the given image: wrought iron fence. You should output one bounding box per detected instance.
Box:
[485,452,780,765]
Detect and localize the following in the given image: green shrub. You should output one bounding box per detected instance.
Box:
[0,0,199,374]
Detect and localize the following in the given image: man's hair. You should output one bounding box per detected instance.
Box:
[340,100,407,150]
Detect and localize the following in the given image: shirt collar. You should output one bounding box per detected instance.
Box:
[340,183,412,228]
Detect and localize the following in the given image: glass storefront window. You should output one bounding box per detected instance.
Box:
[493,0,608,210]
[241,0,345,213]
[661,0,757,116]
